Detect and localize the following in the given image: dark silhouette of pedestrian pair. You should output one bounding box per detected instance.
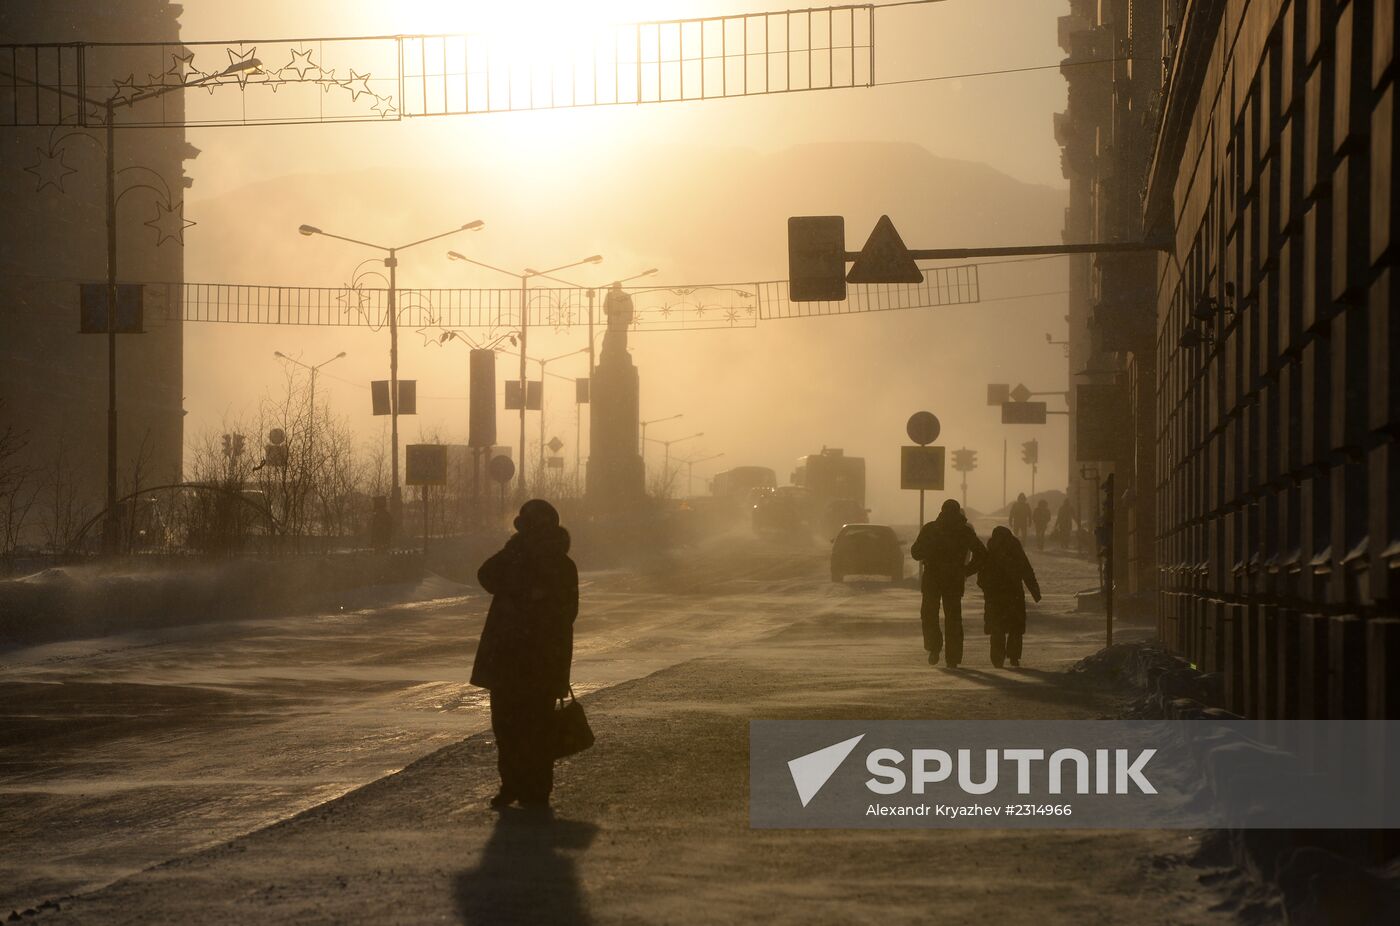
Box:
[472,499,579,810]
[911,500,1041,669]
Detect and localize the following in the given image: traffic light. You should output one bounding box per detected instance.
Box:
[1021,439,1038,466]
[951,447,978,472]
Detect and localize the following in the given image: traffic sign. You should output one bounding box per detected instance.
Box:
[987,383,1010,406]
[547,436,564,453]
[905,411,941,446]
[488,455,516,484]
[547,456,565,469]
[787,215,847,302]
[1001,401,1047,424]
[900,445,945,491]
[405,444,448,486]
[1009,383,1033,403]
[846,214,923,285]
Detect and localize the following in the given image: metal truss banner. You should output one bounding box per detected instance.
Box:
[134,268,980,331]
[1,4,875,127]
[756,264,980,319]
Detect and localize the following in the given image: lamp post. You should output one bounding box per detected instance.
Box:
[534,347,589,473]
[90,58,263,550]
[446,250,602,495]
[299,220,484,535]
[639,413,683,475]
[680,452,725,497]
[273,350,346,472]
[645,431,703,493]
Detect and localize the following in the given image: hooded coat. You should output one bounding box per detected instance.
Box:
[910,506,986,595]
[977,526,1041,634]
[470,524,579,698]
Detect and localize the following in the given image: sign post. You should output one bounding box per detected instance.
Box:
[903,411,943,530]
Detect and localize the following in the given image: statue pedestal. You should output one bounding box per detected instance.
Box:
[586,352,645,509]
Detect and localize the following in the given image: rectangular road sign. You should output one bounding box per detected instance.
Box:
[405,443,447,486]
[901,445,945,491]
[788,215,847,303]
[1001,401,1047,424]
[504,380,543,411]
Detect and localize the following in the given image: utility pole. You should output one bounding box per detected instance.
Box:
[1002,439,1007,510]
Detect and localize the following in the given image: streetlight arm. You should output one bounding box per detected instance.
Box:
[528,255,604,278]
[304,227,389,252]
[446,250,523,282]
[398,221,484,252]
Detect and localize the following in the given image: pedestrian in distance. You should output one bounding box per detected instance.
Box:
[471,499,579,810]
[1032,498,1052,551]
[910,499,987,669]
[1053,496,1075,549]
[977,525,1042,668]
[1008,492,1032,542]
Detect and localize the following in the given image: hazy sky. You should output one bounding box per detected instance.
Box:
[165,0,1072,519]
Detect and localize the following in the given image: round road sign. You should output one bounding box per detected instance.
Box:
[488,455,516,484]
[906,411,941,446]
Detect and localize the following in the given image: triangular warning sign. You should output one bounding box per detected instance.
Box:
[846,215,924,284]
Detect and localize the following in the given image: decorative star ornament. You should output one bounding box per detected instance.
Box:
[110,74,142,106]
[371,94,397,118]
[24,146,77,192]
[167,50,197,81]
[224,47,258,87]
[260,70,286,92]
[319,68,342,93]
[145,200,195,246]
[725,308,740,326]
[345,69,373,101]
[285,47,317,80]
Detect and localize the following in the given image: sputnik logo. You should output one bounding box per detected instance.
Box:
[787,734,865,807]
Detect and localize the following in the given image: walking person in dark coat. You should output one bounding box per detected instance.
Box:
[977,526,1042,668]
[471,499,579,809]
[1032,499,1052,551]
[1008,492,1032,542]
[910,499,987,668]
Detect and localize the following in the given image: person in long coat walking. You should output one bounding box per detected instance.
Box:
[977,525,1041,668]
[910,499,987,668]
[471,499,579,809]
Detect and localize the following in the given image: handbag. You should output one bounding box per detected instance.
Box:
[552,686,595,759]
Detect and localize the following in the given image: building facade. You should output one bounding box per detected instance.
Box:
[0,1,190,551]
[1063,0,1397,719]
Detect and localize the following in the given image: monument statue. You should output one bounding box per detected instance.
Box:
[587,283,645,509]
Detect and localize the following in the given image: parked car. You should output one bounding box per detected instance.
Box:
[830,523,903,583]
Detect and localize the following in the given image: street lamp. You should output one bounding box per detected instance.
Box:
[679,452,725,497]
[79,57,263,550]
[645,431,703,490]
[639,413,683,472]
[446,249,602,495]
[299,219,484,534]
[273,350,346,474]
[534,346,590,474]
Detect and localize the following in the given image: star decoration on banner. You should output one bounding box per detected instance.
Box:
[319,68,342,93]
[336,283,372,319]
[345,69,372,101]
[693,305,708,317]
[371,94,398,118]
[260,70,287,92]
[224,47,259,87]
[416,326,450,348]
[110,75,141,106]
[658,305,674,319]
[23,146,77,193]
[147,71,170,87]
[285,47,318,80]
[725,308,741,326]
[168,50,197,81]
[145,200,195,246]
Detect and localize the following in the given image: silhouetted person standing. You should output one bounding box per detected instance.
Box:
[472,499,579,809]
[910,499,986,668]
[1032,499,1052,551]
[1008,492,1032,541]
[977,526,1041,668]
[1053,496,1075,549]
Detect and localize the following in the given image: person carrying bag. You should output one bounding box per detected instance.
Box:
[472,499,583,810]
